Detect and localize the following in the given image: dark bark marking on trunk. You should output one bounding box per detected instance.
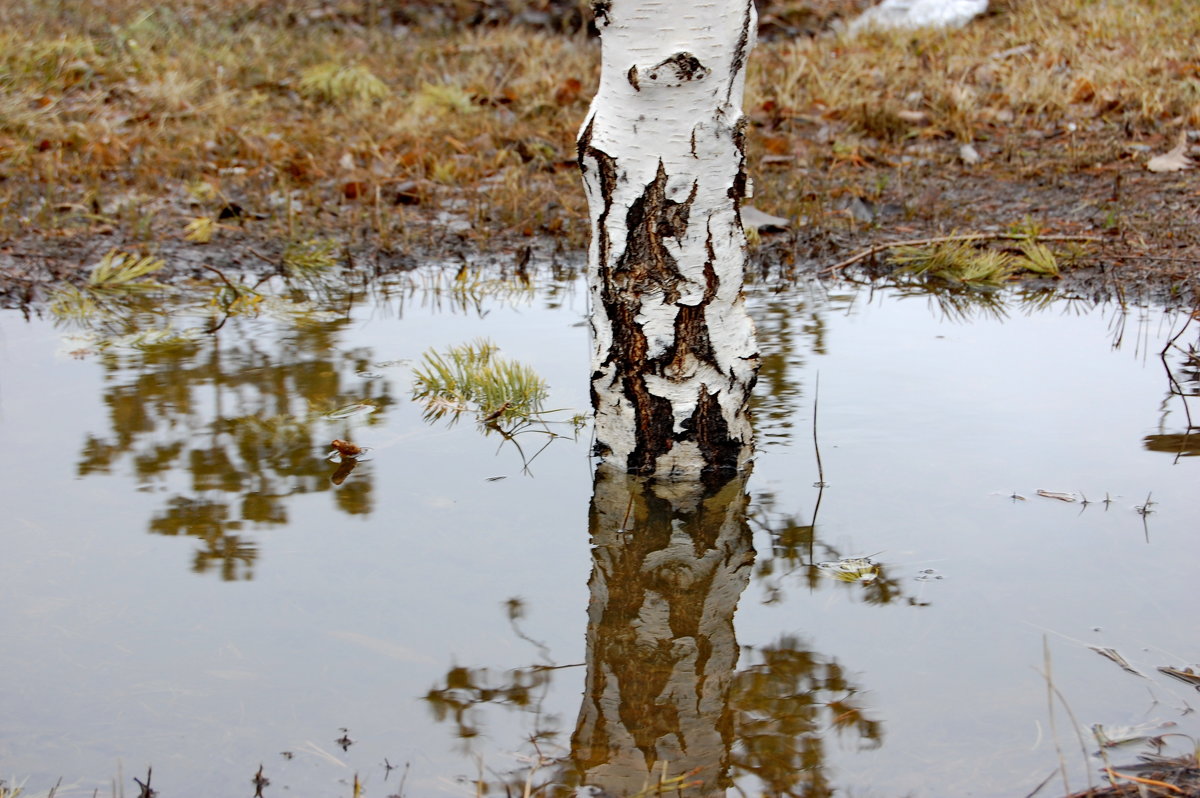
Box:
[725,1,754,105]
[663,304,715,375]
[646,52,709,85]
[626,64,640,91]
[614,161,690,303]
[576,115,594,170]
[727,116,749,231]
[684,386,744,479]
[591,0,611,26]
[580,121,640,467]
[597,161,704,473]
[579,119,618,296]
[702,225,720,304]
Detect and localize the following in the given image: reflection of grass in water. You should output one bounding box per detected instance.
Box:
[49,249,168,320]
[413,338,547,422]
[49,242,345,342]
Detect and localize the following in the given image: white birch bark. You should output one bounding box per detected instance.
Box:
[578,0,760,478]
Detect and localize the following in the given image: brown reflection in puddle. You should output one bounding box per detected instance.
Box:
[75,319,393,579]
[425,466,883,796]
[568,467,882,797]
[567,465,757,796]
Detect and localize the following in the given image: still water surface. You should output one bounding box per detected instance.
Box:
[1,268,1197,797]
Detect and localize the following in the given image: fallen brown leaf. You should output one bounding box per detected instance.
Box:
[1146,132,1193,173]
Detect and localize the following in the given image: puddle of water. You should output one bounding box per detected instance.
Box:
[0,270,1196,797]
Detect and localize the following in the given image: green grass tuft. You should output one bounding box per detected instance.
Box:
[412,338,547,423]
[298,63,389,106]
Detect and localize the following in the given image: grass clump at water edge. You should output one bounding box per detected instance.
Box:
[887,229,1079,287]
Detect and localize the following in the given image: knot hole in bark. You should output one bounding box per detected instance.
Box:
[627,53,710,91]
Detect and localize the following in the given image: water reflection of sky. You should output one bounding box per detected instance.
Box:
[0,274,1197,798]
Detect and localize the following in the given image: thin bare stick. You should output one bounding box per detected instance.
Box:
[1042,637,1072,798]
[1096,253,1200,263]
[200,263,241,294]
[246,247,279,268]
[812,372,825,488]
[1105,767,1185,793]
[1022,768,1057,798]
[809,373,827,561]
[1049,682,1094,794]
[821,233,1106,274]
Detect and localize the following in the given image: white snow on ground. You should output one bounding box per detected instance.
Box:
[848,0,988,33]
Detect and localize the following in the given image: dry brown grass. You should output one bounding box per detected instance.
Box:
[0,0,597,253]
[0,0,1197,273]
[747,0,1200,226]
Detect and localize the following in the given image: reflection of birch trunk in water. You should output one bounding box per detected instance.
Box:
[570,464,755,796]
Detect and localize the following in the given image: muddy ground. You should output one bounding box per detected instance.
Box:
[5,148,1195,314]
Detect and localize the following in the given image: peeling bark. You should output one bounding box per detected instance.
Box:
[579,0,760,478]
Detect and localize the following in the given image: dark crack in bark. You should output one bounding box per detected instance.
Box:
[683,386,745,480]
[614,161,690,304]
[598,161,702,473]
[725,1,755,105]
[591,0,611,26]
[728,116,749,231]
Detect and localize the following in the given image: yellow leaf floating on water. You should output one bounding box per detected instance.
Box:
[184,216,215,243]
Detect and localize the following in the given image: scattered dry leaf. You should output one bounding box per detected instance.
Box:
[741,205,790,231]
[1036,489,1077,502]
[554,77,582,106]
[341,181,369,200]
[762,135,791,155]
[331,439,364,457]
[1070,77,1096,104]
[1146,133,1192,172]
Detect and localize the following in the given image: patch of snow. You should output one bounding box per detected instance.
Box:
[848,0,988,33]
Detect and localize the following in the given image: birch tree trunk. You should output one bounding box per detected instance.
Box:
[579,0,760,479]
